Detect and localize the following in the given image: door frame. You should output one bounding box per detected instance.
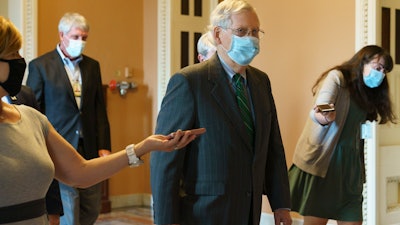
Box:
[1,0,37,84]
[156,0,219,111]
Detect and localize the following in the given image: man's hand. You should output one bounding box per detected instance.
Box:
[273,208,292,225]
[48,214,60,225]
[98,149,111,157]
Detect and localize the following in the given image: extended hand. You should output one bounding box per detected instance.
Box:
[48,214,60,225]
[98,149,111,157]
[273,209,292,225]
[135,128,206,156]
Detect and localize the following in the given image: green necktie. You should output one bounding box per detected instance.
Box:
[233,74,254,142]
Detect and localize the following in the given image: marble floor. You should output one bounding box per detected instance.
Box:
[95,207,153,225]
[95,207,338,225]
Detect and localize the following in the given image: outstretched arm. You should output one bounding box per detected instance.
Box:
[46,122,205,188]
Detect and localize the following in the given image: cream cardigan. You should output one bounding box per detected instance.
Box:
[293,69,351,178]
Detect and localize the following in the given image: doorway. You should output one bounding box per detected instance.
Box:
[157,0,218,109]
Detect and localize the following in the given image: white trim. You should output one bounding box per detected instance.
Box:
[157,0,171,111]
[355,1,379,224]
[355,0,377,51]
[22,0,37,64]
[156,0,219,111]
[363,121,379,225]
[6,0,37,84]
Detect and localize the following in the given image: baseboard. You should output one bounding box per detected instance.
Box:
[109,193,152,209]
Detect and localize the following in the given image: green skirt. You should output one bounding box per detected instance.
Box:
[289,99,366,221]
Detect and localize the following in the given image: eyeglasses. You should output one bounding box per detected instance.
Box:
[369,61,387,73]
[225,27,265,39]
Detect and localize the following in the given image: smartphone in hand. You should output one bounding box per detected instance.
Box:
[168,128,206,139]
[317,104,335,112]
[186,128,206,135]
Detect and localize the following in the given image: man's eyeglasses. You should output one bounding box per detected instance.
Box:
[225,27,265,39]
[369,61,387,73]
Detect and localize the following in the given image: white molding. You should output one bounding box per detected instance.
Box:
[157,0,171,112]
[355,0,378,51]
[363,121,379,225]
[6,0,37,84]
[355,1,379,224]
[156,0,218,111]
[22,0,37,64]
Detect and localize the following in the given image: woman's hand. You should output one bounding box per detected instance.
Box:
[314,104,336,125]
[134,128,206,157]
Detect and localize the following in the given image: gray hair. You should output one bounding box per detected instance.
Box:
[58,12,89,34]
[208,0,255,31]
[197,31,216,57]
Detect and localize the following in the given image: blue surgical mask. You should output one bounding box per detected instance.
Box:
[65,39,86,58]
[363,69,385,88]
[225,35,259,66]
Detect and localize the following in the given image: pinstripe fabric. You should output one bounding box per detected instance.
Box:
[233,73,254,143]
[150,54,291,225]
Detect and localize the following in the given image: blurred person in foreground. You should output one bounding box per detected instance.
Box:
[150,1,292,225]
[0,15,205,225]
[1,85,64,225]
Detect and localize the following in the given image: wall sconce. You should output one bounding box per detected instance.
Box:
[109,79,137,96]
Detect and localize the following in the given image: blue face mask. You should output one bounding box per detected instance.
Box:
[226,35,260,66]
[65,39,86,58]
[363,68,385,88]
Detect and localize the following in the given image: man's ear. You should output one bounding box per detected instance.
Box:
[198,54,204,62]
[58,32,64,42]
[213,27,222,45]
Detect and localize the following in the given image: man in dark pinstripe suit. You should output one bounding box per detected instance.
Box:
[150,1,292,225]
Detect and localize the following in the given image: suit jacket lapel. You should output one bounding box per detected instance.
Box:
[52,50,79,109]
[246,67,268,153]
[79,58,88,105]
[208,56,253,150]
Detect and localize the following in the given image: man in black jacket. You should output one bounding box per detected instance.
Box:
[27,12,111,225]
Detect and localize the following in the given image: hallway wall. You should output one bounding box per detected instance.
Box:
[36,0,355,212]
[249,0,355,213]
